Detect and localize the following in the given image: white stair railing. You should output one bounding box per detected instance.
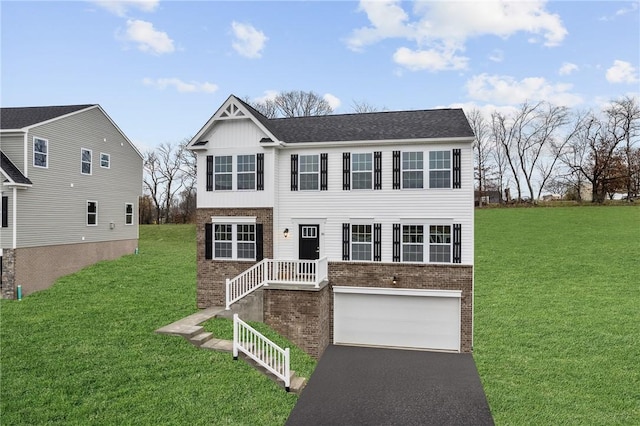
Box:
[233,314,291,391]
[226,258,330,309]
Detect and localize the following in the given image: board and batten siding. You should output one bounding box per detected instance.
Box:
[274,142,474,265]
[196,119,275,209]
[6,107,142,249]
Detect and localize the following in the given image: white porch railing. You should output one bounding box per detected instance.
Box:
[233,314,291,391]
[226,257,328,310]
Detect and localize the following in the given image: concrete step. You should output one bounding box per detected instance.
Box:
[200,338,233,353]
[189,332,215,346]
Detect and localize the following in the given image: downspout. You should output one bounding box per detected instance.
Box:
[12,187,17,249]
[23,130,29,178]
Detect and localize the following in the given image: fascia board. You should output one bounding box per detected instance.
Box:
[277,136,475,149]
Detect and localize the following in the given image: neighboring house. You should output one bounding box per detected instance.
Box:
[188,95,475,358]
[1,105,143,298]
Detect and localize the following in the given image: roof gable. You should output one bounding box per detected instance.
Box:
[0,104,95,130]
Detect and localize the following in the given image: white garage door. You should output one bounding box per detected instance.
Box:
[333,286,461,352]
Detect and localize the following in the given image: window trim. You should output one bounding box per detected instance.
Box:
[211,217,257,261]
[401,224,425,263]
[299,154,320,191]
[428,150,452,189]
[81,148,92,175]
[125,203,134,225]
[33,137,49,168]
[100,152,111,169]
[429,224,452,263]
[87,200,98,226]
[214,155,233,191]
[351,152,373,190]
[236,154,256,191]
[351,224,373,261]
[401,151,424,189]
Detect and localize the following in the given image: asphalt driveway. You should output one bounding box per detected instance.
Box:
[287,345,494,426]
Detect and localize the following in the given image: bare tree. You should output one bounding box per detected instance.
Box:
[157,142,185,223]
[249,90,333,118]
[467,109,492,205]
[351,100,381,113]
[143,150,166,223]
[491,110,523,200]
[606,96,640,200]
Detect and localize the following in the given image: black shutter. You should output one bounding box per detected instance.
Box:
[342,153,350,190]
[206,155,214,192]
[453,149,461,189]
[256,153,264,191]
[342,223,350,260]
[205,223,213,260]
[320,153,328,191]
[291,154,298,191]
[374,151,382,190]
[2,196,8,228]
[392,151,401,189]
[373,223,382,261]
[392,224,401,262]
[256,224,264,261]
[453,224,462,263]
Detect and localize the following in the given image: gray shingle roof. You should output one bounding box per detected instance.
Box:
[0,104,95,129]
[235,97,474,143]
[1,151,32,185]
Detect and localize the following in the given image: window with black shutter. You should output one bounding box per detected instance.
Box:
[392,223,401,262]
[342,223,350,260]
[256,153,264,191]
[392,151,401,189]
[320,153,328,191]
[206,155,213,192]
[453,223,462,263]
[374,151,382,190]
[205,223,213,259]
[342,153,350,190]
[291,154,298,191]
[453,149,461,189]
[373,223,382,261]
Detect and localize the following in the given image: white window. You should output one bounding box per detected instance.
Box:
[351,224,372,261]
[429,225,451,263]
[352,153,373,190]
[402,225,424,262]
[215,156,232,190]
[100,153,110,168]
[429,151,451,188]
[237,155,256,190]
[81,148,92,175]
[125,203,134,225]
[300,155,319,190]
[402,151,423,189]
[33,137,48,168]
[87,201,98,226]
[214,223,255,260]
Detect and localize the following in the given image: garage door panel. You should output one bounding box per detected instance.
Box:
[334,288,460,352]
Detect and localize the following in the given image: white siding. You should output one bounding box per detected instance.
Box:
[6,108,142,248]
[275,143,474,265]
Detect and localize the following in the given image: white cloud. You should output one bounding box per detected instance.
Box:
[393,46,468,71]
[123,19,174,55]
[231,21,267,58]
[559,62,578,75]
[323,93,341,110]
[347,0,567,71]
[93,0,159,17]
[489,49,504,63]
[466,73,583,106]
[606,60,639,84]
[143,77,218,93]
[253,90,279,104]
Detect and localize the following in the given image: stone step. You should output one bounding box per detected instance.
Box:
[189,332,215,346]
[200,338,233,353]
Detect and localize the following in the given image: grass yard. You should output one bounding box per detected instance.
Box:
[474,205,640,425]
[0,225,315,425]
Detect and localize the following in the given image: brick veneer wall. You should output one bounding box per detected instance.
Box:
[1,239,138,299]
[328,262,474,353]
[196,207,273,308]
[263,285,331,359]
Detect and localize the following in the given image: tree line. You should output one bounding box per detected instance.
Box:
[140,92,639,224]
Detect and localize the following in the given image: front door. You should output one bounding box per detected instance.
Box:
[298,224,320,260]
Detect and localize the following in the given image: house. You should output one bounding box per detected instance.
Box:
[1,105,143,299]
[188,95,475,358]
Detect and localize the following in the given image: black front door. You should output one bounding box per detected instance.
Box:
[299,224,320,260]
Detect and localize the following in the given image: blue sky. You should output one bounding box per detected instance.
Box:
[2,0,639,152]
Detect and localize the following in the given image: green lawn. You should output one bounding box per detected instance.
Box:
[474,205,640,425]
[0,225,314,425]
[2,207,638,424]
